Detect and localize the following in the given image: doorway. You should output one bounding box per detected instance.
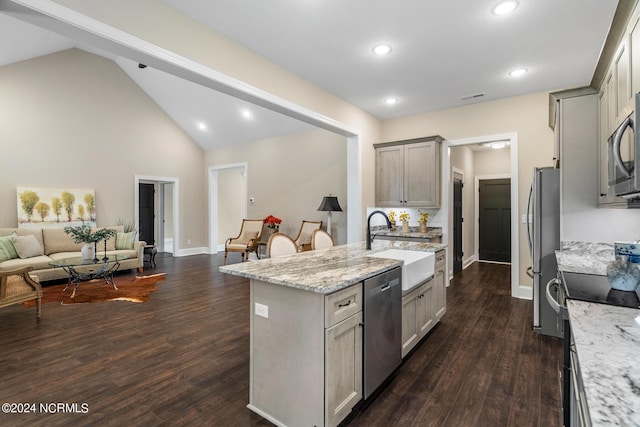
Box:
[444,133,523,299]
[209,163,248,253]
[135,175,179,256]
[139,183,155,246]
[452,171,463,274]
[478,178,511,263]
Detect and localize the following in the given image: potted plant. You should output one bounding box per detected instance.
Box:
[399,211,410,233]
[388,210,396,231]
[64,221,116,260]
[418,212,429,233]
[263,215,282,230]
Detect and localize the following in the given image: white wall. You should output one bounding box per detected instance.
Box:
[474,147,511,176]
[217,167,247,246]
[0,49,206,251]
[206,128,348,245]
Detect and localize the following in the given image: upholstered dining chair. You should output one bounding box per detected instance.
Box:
[0,266,42,318]
[267,233,298,258]
[224,219,265,264]
[293,220,323,252]
[311,229,334,250]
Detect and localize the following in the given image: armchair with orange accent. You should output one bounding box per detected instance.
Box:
[224,219,265,264]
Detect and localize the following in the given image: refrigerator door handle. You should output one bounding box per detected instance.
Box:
[545,278,562,314]
[526,180,533,259]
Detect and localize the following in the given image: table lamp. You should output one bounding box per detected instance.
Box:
[317,195,343,235]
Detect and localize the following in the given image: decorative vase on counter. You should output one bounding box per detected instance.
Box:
[390,221,396,231]
[606,255,640,291]
[81,242,95,260]
[402,221,409,233]
[419,222,427,233]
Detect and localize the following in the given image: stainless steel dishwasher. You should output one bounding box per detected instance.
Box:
[363,266,402,399]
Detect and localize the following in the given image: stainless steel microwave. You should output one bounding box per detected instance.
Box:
[608,93,640,197]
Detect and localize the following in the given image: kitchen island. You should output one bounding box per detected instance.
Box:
[220,240,446,427]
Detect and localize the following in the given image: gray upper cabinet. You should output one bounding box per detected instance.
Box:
[375,136,442,208]
[596,5,640,207]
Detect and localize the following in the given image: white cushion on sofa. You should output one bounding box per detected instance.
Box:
[0,255,52,271]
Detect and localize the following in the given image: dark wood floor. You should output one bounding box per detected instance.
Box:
[0,254,562,426]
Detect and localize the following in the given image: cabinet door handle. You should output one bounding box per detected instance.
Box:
[338,300,351,308]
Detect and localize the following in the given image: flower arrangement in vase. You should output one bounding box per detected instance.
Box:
[263,215,282,230]
[399,211,410,233]
[418,212,429,233]
[64,221,116,260]
[388,210,397,231]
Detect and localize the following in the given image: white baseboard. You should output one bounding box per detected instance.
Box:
[462,255,476,270]
[516,285,533,300]
[176,246,209,257]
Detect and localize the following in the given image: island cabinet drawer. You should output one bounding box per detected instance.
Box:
[325,284,363,328]
[435,250,446,269]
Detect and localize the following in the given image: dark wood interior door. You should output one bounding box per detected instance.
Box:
[478,178,511,263]
[453,176,463,274]
[139,183,155,246]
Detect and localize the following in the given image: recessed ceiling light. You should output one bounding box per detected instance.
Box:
[196,121,207,131]
[508,68,527,77]
[492,1,518,15]
[384,97,398,105]
[372,44,392,56]
[241,109,253,119]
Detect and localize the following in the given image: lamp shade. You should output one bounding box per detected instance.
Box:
[317,196,343,212]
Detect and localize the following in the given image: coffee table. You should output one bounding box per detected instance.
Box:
[49,255,130,298]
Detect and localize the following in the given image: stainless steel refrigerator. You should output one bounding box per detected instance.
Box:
[527,167,563,338]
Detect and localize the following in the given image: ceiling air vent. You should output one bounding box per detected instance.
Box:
[460,93,485,101]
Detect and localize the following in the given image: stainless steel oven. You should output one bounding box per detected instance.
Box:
[608,93,640,197]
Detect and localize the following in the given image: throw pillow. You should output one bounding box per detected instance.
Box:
[0,232,18,262]
[116,231,136,250]
[11,234,44,259]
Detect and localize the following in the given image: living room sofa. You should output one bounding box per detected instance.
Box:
[0,226,144,282]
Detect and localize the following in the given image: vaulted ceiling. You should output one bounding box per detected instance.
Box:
[0,0,620,149]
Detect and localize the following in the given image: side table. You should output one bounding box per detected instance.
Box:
[143,245,157,268]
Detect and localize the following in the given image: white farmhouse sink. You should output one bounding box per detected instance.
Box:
[368,249,435,291]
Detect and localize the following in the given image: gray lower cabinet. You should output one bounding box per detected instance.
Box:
[401,277,434,358]
[375,136,442,208]
[249,279,363,427]
[401,249,447,358]
[325,311,363,427]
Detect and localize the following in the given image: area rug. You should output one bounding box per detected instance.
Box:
[23,273,167,306]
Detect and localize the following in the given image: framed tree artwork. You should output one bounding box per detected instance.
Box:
[17,187,96,228]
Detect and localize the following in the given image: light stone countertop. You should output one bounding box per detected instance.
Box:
[219,240,447,294]
[556,241,615,276]
[567,300,640,426]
